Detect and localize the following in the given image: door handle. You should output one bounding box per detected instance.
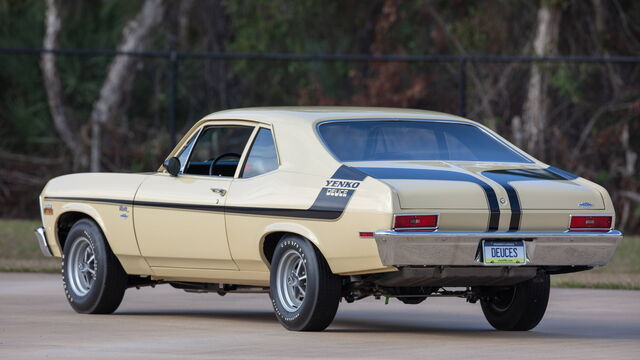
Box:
[210,188,227,196]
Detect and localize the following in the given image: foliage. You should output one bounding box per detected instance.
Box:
[0,0,639,233]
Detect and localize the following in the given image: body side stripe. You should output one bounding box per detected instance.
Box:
[44,165,365,221]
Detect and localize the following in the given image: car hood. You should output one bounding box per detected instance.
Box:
[347,161,605,211]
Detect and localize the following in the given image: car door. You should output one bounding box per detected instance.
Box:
[134,123,256,270]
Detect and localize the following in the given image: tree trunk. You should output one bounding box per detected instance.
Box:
[41,0,86,170]
[522,2,561,157]
[42,0,166,172]
[89,0,166,171]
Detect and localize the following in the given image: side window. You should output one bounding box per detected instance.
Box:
[242,128,279,178]
[184,126,254,176]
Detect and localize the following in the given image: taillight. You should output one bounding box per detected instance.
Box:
[394,214,438,232]
[569,215,612,232]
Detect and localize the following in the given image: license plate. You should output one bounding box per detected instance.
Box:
[482,240,527,265]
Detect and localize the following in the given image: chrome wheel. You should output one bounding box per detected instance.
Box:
[276,249,307,312]
[67,237,96,296]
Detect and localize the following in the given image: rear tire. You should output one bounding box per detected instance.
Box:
[480,272,550,331]
[269,235,341,331]
[62,219,127,314]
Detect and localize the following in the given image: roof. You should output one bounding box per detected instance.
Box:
[165,106,527,174]
[203,106,475,126]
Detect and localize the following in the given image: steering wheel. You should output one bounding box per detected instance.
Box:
[208,152,242,176]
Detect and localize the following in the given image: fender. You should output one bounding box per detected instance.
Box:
[55,202,152,275]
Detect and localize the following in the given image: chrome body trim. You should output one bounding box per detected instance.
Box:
[34,226,53,257]
[373,230,622,267]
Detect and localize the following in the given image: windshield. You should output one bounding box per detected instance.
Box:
[318,120,529,163]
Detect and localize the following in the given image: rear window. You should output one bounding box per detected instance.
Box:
[317,120,529,163]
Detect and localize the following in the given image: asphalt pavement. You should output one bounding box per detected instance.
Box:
[1,273,639,359]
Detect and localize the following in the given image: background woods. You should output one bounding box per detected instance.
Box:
[0,0,639,231]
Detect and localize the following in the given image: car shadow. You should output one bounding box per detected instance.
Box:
[112,309,640,341]
[326,315,640,341]
[115,309,277,324]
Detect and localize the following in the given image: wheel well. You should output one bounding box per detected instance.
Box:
[56,212,93,250]
[262,232,332,273]
[262,232,287,265]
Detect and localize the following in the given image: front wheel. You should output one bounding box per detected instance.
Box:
[480,272,550,331]
[269,235,342,331]
[62,219,127,314]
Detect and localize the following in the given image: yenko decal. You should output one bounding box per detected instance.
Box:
[307,166,367,216]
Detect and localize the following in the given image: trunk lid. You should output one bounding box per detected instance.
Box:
[350,161,604,211]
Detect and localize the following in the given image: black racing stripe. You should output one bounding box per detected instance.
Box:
[505,183,521,231]
[225,206,341,220]
[134,200,224,212]
[482,167,581,231]
[481,172,521,231]
[354,167,500,232]
[46,196,343,220]
[118,200,343,219]
[44,196,134,205]
[546,166,579,180]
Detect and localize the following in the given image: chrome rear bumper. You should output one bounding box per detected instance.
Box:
[34,226,53,257]
[374,230,622,267]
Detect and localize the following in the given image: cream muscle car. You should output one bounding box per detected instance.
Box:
[35,107,622,331]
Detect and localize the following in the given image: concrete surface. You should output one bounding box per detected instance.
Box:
[0,273,639,359]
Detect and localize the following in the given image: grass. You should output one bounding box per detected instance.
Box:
[1,218,638,289]
[0,219,59,272]
[551,233,640,290]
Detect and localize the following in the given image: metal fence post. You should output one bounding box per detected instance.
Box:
[458,59,466,118]
[169,51,179,148]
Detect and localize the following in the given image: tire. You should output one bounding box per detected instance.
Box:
[61,219,127,314]
[480,272,550,331]
[269,235,342,331]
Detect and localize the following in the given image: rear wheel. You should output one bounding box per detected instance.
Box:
[480,272,550,331]
[62,219,127,314]
[269,235,341,331]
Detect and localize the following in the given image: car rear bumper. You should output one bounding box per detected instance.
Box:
[34,226,53,257]
[373,230,622,267]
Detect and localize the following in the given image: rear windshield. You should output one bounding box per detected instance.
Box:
[317,120,529,163]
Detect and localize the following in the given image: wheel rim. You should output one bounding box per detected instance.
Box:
[276,249,307,312]
[489,287,517,312]
[67,237,97,296]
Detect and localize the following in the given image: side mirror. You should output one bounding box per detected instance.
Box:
[163,157,181,177]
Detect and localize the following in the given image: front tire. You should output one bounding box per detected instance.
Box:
[480,272,550,331]
[62,219,127,314]
[269,235,342,331]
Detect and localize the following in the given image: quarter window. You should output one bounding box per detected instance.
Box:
[176,132,198,169]
[242,128,279,178]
